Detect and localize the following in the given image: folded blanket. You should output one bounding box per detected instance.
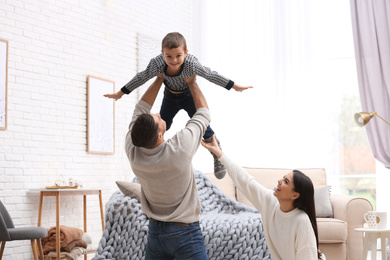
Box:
[82,232,92,245]
[47,247,87,260]
[63,239,87,252]
[42,226,84,254]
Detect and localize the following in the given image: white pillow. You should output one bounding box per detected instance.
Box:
[116,181,141,201]
[314,185,333,218]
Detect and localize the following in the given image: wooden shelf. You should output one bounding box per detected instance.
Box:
[34,189,105,260]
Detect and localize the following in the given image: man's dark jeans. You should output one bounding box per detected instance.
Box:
[145,219,208,260]
[160,87,214,139]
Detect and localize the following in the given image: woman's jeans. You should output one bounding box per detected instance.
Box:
[145,219,208,260]
[160,87,214,139]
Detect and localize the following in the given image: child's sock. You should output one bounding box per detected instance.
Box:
[204,136,226,179]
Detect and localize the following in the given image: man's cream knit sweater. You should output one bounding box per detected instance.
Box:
[125,100,210,224]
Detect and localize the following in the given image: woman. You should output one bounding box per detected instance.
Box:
[201,135,325,260]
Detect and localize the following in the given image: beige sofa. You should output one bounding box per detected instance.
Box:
[205,167,373,260]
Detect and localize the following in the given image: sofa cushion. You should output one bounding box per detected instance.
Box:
[116,181,141,201]
[317,218,347,243]
[315,185,333,218]
[205,172,236,200]
[242,167,327,190]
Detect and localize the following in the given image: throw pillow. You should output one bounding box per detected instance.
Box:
[314,185,333,218]
[116,181,141,201]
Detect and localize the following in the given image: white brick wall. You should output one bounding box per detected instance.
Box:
[0,1,199,259]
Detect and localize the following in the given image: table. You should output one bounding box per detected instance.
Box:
[32,188,105,259]
[355,228,390,260]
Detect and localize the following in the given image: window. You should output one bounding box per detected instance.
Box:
[193,0,376,207]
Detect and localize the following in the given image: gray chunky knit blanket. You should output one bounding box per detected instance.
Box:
[93,170,271,260]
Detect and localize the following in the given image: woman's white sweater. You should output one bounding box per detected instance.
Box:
[220,154,318,260]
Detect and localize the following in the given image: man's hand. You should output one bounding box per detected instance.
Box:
[104,90,125,101]
[183,75,196,84]
[157,73,164,80]
[201,135,223,159]
[232,84,253,92]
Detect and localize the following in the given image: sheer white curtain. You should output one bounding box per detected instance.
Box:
[193,0,358,187]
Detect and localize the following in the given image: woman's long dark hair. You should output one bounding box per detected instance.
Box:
[292,170,321,259]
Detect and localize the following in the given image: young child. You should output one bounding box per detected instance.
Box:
[105,32,252,179]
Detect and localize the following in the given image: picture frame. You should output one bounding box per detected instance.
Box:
[0,38,8,130]
[87,75,115,154]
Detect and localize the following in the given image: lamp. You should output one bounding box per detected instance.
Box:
[354,112,390,127]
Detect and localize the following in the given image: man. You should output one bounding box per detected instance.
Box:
[125,74,209,260]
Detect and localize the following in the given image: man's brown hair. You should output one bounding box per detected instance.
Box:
[131,114,159,148]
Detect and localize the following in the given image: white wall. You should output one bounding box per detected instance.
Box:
[0,1,198,259]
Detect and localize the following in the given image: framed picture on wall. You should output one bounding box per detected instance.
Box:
[0,38,8,130]
[87,75,115,154]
